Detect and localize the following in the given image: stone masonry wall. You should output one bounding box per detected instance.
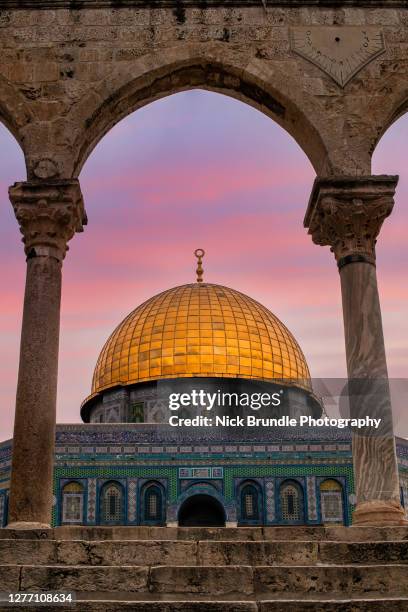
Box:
[0,2,407,181]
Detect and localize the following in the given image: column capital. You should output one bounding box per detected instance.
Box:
[304,176,398,267]
[9,180,87,261]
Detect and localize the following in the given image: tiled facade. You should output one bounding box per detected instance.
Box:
[1,424,408,528]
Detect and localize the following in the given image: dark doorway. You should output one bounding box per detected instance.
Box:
[178,494,226,527]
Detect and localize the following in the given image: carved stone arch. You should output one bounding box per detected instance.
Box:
[369,88,408,160]
[0,76,32,177]
[66,45,331,177]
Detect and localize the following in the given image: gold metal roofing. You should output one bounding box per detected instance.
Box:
[91,283,311,394]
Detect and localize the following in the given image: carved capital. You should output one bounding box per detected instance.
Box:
[304,176,398,267]
[9,180,87,261]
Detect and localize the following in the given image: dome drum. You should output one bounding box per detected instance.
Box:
[82,376,321,425]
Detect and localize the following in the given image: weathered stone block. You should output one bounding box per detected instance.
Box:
[56,541,90,565]
[258,601,408,612]
[21,565,149,592]
[87,540,198,566]
[198,541,318,566]
[319,541,408,564]
[254,564,408,595]
[0,565,20,591]
[149,565,254,595]
[0,540,56,565]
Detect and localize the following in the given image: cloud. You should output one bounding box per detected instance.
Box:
[0,90,407,438]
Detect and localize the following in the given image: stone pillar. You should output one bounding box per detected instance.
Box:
[7,180,86,529]
[305,176,406,526]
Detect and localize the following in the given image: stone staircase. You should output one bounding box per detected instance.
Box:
[1,525,408,611]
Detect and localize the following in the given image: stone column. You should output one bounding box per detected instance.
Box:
[7,180,86,529]
[305,176,406,526]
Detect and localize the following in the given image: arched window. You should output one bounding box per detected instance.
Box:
[141,482,165,525]
[279,480,304,524]
[239,482,262,524]
[62,481,84,524]
[100,481,124,525]
[320,479,344,524]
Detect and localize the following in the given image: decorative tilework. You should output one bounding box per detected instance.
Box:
[22,423,387,527]
[167,503,178,522]
[226,501,237,523]
[179,467,224,479]
[265,478,275,522]
[306,476,318,520]
[224,465,355,501]
[180,479,223,494]
[128,478,137,522]
[87,478,97,523]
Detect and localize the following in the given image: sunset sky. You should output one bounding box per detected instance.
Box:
[0,89,407,439]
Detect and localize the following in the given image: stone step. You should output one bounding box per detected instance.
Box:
[2,564,408,597]
[3,600,408,612]
[3,525,408,542]
[1,539,408,566]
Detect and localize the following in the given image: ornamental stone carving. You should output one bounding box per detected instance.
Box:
[304,176,398,266]
[33,158,60,180]
[9,180,87,261]
[290,27,385,88]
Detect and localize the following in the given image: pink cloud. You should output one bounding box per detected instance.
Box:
[0,90,407,439]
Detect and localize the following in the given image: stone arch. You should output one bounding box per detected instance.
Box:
[0,76,33,177]
[69,46,330,178]
[364,83,408,163]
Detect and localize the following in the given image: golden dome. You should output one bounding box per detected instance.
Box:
[91,283,311,395]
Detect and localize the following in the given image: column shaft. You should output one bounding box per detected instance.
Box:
[305,175,406,526]
[340,261,402,523]
[8,256,62,528]
[7,180,86,529]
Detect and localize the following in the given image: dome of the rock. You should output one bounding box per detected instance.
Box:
[89,282,311,396]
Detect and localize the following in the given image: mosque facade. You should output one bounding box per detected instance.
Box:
[1,270,408,529]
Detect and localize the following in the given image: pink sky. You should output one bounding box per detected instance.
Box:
[0,90,407,438]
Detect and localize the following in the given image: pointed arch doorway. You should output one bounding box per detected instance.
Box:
[178,494,226,527]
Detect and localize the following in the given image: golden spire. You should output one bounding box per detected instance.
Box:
[194,249,205,283]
